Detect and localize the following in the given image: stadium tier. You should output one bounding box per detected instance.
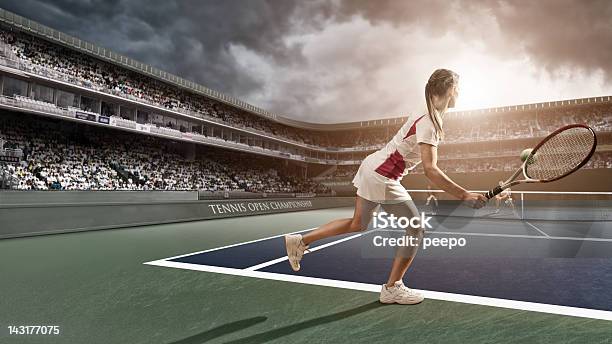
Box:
[0,13,610,193]
[0,111,328,193]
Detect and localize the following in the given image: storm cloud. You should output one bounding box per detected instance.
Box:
[0,0,610,122]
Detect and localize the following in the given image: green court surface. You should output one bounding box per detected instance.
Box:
[1,208,611,344]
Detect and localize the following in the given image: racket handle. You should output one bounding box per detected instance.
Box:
[485,186,503,199]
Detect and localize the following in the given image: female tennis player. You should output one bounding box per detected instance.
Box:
[285,68,486,305]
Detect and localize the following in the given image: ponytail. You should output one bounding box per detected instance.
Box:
[425,85,445,140]
[425,69,459,140]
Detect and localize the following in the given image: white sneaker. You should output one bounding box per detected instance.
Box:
[379,280,424,305]
[285,234,309,271]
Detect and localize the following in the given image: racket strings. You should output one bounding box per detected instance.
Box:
[526,127,595,181]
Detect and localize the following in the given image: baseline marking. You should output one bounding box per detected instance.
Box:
[144,259,612,322]
[156,227,316,261]
[144,224,612,321]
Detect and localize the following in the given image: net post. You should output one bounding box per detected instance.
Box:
[520,192,524,220]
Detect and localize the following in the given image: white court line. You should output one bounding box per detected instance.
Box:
[245,232,364,271]
[143,259,612,321]
[430,231,612,242]
[409,189,612,195]
[372,229,612,242]
[525,221,550,237]
[156,227,316,261]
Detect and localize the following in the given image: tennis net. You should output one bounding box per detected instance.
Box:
[408,189,612,221]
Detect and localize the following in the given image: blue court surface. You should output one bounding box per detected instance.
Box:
[146,212,612,321]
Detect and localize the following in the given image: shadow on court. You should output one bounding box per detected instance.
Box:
[221,301,385,344]
[167,316,267,344]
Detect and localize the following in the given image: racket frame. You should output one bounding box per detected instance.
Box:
[485,124,597,199]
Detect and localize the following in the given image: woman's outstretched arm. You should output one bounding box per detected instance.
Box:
[419,143,486,208]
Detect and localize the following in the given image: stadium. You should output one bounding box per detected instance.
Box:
[0,4,611,344]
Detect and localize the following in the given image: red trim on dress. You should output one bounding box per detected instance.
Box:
[403,115,425,140]
[375,150,405,180]
[374,115,425,180]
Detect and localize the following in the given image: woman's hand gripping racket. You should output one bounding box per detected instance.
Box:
[485,124,597,199]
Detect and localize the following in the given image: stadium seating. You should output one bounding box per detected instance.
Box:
[2,27,609,151]
[0,26,610,191]
[0,112,327,192]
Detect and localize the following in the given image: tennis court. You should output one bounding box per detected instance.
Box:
[1,191,611,343]
[147,191,612,313]
[0,189,612,343]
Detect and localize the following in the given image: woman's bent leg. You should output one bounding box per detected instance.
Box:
[285,196,378,271]
[301,196,378,245]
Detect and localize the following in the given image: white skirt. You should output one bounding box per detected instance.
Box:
[352,156,411,204]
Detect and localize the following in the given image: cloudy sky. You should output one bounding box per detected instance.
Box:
[1,0,611,123]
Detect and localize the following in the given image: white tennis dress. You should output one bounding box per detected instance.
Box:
[352,113,440,203]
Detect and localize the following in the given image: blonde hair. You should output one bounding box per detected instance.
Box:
[425,69,459,140]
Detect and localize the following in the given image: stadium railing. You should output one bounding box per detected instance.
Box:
[198,190,325,200]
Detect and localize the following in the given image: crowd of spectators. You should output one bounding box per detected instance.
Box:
[444,108,612,144]
[0,112,327,192]
[1,107,610,189]
[0,28,324,146]
[0,25,609,195]
[320,151,612,181]
[436,152,611,173]
[1,26,611,152]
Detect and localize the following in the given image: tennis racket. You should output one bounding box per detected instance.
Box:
[484,124,597,199]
